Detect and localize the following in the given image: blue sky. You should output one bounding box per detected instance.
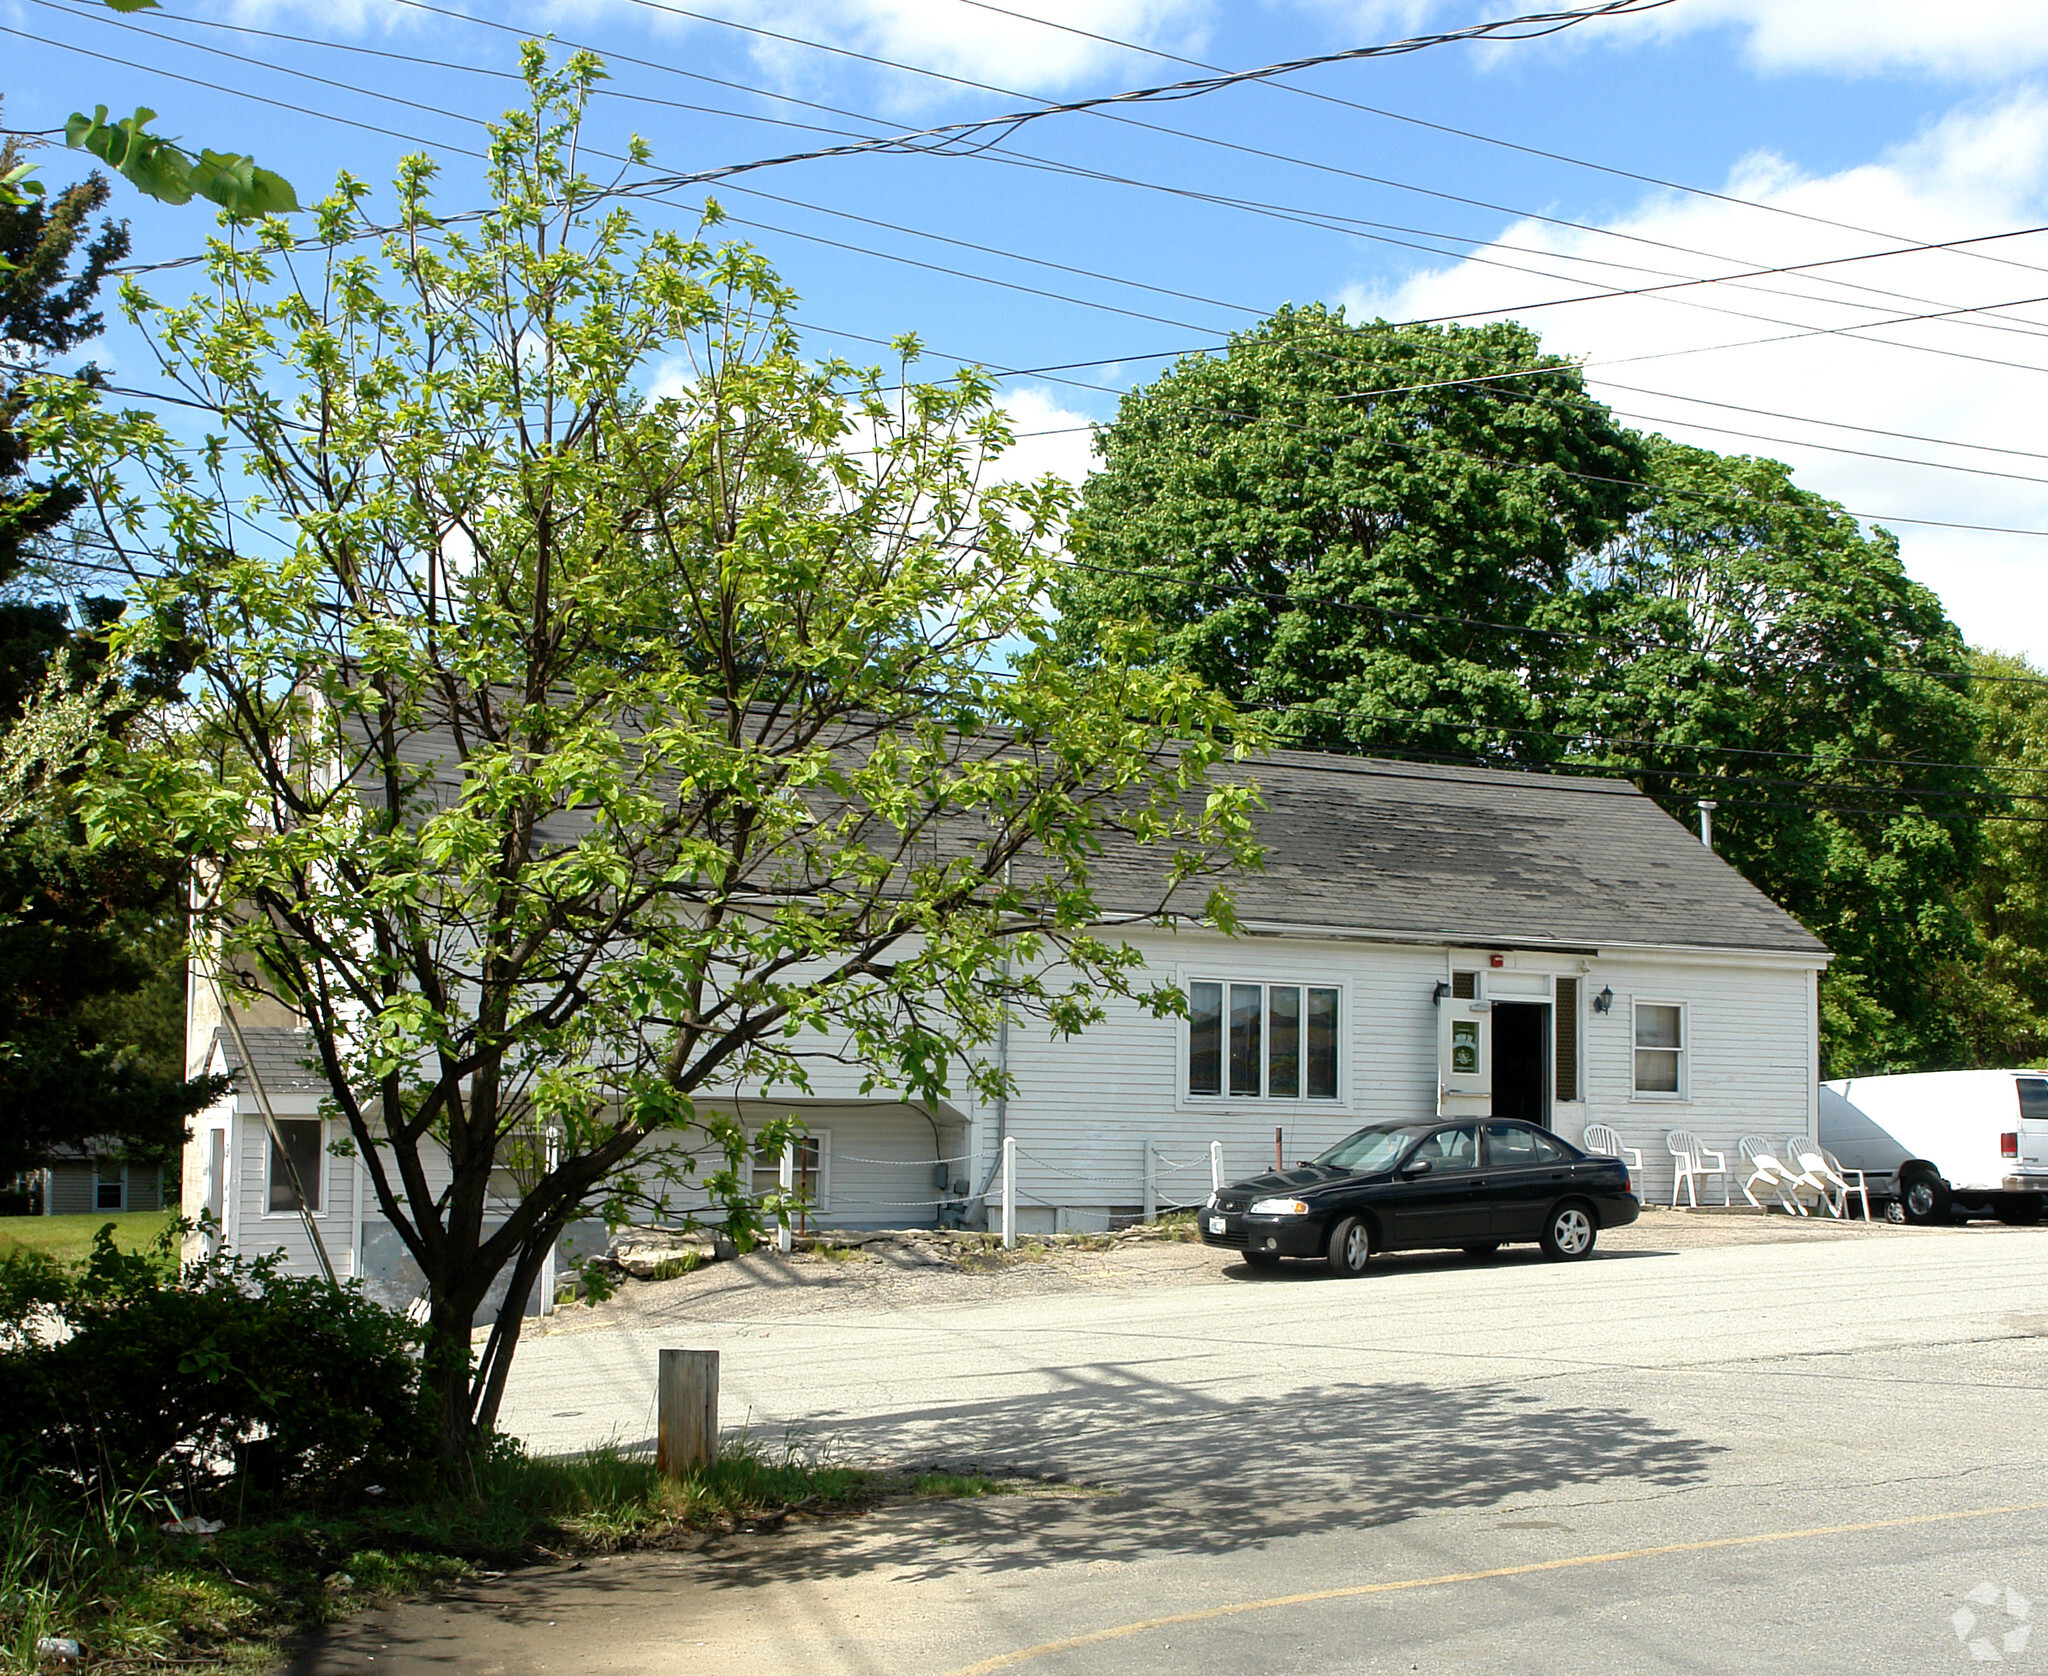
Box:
[11,0,2048,655]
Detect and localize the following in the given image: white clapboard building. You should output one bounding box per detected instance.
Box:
[182,748,1829,1303]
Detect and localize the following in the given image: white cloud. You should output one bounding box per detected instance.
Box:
[1646,0,2048,80]
[985,384,1099,487]
[1336,92,2048,659]
[1304,0,2048,80]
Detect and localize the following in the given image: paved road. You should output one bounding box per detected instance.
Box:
[295,1228,2048,1675]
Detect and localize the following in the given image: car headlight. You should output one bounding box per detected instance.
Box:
[1248,1197,1310,1217]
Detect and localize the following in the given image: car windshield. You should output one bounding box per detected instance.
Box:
[1312,1124,1435,1173]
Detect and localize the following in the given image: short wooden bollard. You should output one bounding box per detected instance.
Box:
[656,1348,719,1479]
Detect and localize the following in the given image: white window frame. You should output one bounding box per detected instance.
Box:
[263,1116,328,1217]
[1181,977,1345,1105]
[751,1128,833,1215]
[1630,999,1689,1102]
[94,1157,127,1213]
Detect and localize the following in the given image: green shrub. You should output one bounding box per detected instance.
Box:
[0,1225,430,1510]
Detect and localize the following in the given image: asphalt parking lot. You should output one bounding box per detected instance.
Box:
[294,1215,2048,1675]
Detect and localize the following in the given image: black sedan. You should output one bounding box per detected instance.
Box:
[1199,1118,1639,1275]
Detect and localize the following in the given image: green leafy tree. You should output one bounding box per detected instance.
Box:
[1576,441,1989,1075]
[1953,648,2048,1065]
[1054,305,1647,763]
[33,50,1259,1462]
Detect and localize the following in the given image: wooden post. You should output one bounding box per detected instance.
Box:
[1274,1126,1284,1170]
[657,1348,719,1479]
[1142,1139,1157,1224]
[1210,1140,1224,1193]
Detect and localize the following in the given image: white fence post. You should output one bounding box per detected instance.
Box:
[1143,1140,1157,1224]
[1001,1134,1016,1249]
[777,1139,794,1254]
[1210,1139,1224,1194]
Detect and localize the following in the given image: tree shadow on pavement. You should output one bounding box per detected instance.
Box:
[690,1370,1721,1589]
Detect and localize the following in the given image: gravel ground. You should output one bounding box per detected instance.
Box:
[533,1202,2011,1334]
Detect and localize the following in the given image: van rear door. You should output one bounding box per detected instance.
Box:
[2016,1077,2048,1171]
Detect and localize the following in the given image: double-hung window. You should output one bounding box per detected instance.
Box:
[266,1119,325,1213]
[1189,981,1339,1099]
[1633,1002,1687,1098]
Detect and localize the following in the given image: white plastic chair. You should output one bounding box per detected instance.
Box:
[1821,1147,1872,1221]
[1666,1131,1731,1209]
[1582,1123,1643,1184]
[1737,1135,1804,1215]
[1782,1135,1845,1218]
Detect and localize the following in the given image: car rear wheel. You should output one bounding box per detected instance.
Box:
[1540,1202,1597,1261]
[1900,1171,1952,1226]
[1461,1242,1501,1258]
[1325,1216,1372,1278]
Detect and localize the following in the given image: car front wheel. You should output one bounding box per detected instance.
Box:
[1540,1202,1597,1261]
[1325,1216,1372,1278]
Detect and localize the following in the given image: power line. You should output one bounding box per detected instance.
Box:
[0,24,488,160]
[946,0,2048,292]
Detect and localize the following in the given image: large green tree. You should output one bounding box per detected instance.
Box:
[1055,306,1646,764]
[35,51,1260,1461]
[1056,313,1993,1075]
[1574,441,1987,1075]
[1953,648,2048,1066]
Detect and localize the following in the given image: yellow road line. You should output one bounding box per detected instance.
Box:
[936,1499,2048,1676]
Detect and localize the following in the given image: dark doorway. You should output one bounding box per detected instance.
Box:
[1493,1002,1550,1128]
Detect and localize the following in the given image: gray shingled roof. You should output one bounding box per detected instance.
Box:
[1108,750,1829,958]
[215,1025,331,1094]
[338,705,1826,961]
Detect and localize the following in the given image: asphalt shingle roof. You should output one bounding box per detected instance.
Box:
[340,704,1826,961]
[215,1025,330,1095]
[1152,750,1828,957]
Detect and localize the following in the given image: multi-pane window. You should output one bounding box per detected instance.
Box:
[1633,1002,1686,1097]
[1189,982,1339,1099]
[94,1157,125,1212]
[752,1134,828,1209]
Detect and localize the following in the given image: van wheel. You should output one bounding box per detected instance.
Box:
[1899,1172,1951,1225]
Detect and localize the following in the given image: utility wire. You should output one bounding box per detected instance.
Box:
[947,0,2048,290]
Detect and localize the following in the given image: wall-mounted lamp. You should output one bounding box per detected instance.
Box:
[1593,985,1615,1015]
[1431,980,1451,1006]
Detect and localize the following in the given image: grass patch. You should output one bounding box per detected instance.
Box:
[809,1243,868,1263]
[646,1249,705,1281]
[906,1471,1018,1498]
[0,1212,177,1271]
[0,1433,883,1674]
[1,1438,1037,1671]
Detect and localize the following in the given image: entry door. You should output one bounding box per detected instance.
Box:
[1491,1003,1551,1129]
[1438,984,1492,1119]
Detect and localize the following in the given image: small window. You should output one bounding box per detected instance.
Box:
[1417,1124,1480,1171]
[1187,981,1341,1099]
[1530,1131,1571,1164]
[94,1158,125,1212]
[267,1119,324,1213]
[1633,1003,1686,1097]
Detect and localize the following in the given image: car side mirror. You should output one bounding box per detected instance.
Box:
[1401,1159,1432,1179]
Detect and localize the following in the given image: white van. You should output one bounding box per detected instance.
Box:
[1821,1070,2048,1225]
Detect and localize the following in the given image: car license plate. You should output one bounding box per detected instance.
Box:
[1207,1215,1226,1234]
